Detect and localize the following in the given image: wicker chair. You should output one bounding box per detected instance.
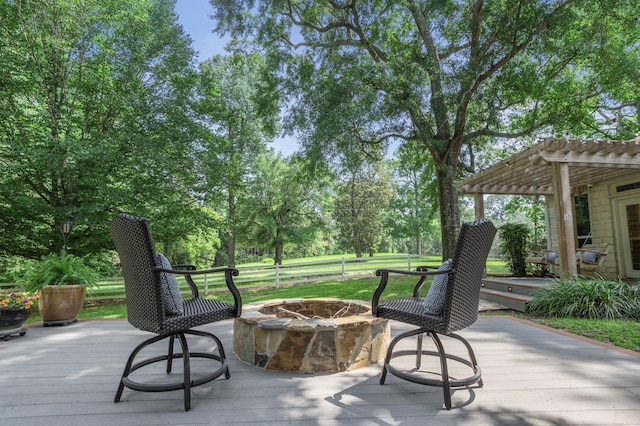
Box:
[109,213,242,411]
[372,219,496,410]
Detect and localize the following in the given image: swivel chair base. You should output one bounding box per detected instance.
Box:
[115,329,229,411]
[380,327,482,410]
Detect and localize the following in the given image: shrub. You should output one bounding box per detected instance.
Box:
[526,276,639,320]
[83,251,119,277]
[0,256,34,283]
[498,223,530,277]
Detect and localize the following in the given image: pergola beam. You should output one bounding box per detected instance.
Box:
[458,184,554,195]
[456,137,640,278]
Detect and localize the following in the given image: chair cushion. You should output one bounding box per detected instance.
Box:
[155,253,184,315]
[423,259,452,316]
[581,251,600,265]
[546,252,559,263]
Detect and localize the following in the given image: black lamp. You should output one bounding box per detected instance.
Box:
[61,221,73,251]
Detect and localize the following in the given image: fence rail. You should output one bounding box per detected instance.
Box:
[1,254,430,301]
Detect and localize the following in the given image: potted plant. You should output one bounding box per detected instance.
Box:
[532,265,548,277]
[0,291,38,339]
[19,252,98,326]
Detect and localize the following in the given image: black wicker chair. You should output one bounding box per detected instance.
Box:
[109,213,242,411]
[372,219,496,410]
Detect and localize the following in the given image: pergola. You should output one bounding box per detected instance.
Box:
[456,136,640,277]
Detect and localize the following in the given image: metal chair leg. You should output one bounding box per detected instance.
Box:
[416,332,424,369]
[429,332,452,410]
[176,333,191,411]
[167,334,175,373]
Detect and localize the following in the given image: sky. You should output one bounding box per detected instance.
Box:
[174,0,298,156]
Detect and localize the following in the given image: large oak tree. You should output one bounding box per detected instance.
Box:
[210,0,640,258]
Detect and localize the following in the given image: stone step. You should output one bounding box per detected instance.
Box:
[480,288,532,312]
[481,277,548,296]
[479,277,550,312]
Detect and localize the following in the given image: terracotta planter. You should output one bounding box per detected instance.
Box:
[532,269,547,277]
[38,285,86,326]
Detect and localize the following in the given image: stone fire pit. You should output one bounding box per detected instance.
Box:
[233,298,390,373]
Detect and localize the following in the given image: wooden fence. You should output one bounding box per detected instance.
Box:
[1,254,426,301]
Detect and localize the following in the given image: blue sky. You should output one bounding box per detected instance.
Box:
[175,0,297,156]
[175,0,227,62]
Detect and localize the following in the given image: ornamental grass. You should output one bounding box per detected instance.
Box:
[526,276,640,320]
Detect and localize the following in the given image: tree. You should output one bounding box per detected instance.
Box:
[239,152,326,265]
[195,52,279,267]
[386,142,439,255]
[209,0,640,259]
[0,0,202,258]
[333,162,391,258]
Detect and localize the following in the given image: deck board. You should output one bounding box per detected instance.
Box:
[1,316,639,425]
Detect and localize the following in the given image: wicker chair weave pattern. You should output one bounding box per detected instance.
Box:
[377,219,496,335]
[443,219,496,333]
[161,298,236,335]
[377,297,445,329]
[110,213,164,333]
[110,213,238,335]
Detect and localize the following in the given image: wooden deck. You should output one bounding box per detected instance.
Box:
[2,315,640,425]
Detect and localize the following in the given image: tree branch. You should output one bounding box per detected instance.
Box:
[281,0,387,61]
[451,0,576,157]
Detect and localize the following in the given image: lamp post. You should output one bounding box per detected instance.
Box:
[61,221,73,251]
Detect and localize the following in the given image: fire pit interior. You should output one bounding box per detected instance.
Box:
[233,298,389,373]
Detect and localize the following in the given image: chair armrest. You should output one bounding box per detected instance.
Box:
[371,267,453,316]
[155,267,242,315]
[173,264,197,271]
[171,264,197,292]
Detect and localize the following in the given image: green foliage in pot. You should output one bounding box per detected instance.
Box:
[19,252,99,294]
[498,223,530,277]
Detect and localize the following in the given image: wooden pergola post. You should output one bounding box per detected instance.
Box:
[474,193,485,220]
[551,162,578,277]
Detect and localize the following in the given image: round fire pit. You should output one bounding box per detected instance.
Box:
[233,298,390,373]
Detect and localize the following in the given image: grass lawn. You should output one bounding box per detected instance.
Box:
[25,275,640,353]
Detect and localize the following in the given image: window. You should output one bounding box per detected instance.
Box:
[575,193,591,247]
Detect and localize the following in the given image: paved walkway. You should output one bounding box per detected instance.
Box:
[1,316,639,425]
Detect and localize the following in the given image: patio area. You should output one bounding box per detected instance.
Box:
[2,314,639,425]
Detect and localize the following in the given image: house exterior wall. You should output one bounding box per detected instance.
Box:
[545,173,640,280]
[585,182,616,278]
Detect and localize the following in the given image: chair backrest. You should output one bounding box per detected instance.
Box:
[110,213,164,333]
[441,219,497,333]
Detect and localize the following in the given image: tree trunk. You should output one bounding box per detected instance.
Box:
[213,230,227,266]
[274,242,283,265]
[227,191,236,268]
[436,164,460,260]
[354,236,363,258]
